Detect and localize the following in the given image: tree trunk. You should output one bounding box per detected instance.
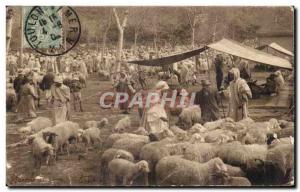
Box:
[134,30,138,52]
[6,8,13,55]
[112,8,129,74]
[116,29,124,72]
[191,27,195,48]
[101,31,108,63]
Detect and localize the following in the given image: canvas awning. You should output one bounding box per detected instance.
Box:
[128,38,292,69]
[268,42,294,56]
[256,43,294,57]
[208,39,292,69]
[127,46,208,67]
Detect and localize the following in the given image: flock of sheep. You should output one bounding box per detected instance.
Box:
[14,105,294,186]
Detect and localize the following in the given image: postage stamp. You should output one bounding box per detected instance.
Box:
[24,6,81,56]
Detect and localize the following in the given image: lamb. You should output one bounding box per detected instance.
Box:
[79,127,102,151]
[112,137,150,159]
[83,118,108,129]
[265,143,294,185]
[114,116,131,133]
[29,135,55,169]
[100,148,134,184]
[108,159,150,186]
[18,117,53,134]
[156,156,228,186]
[104,133,149,148]
[176,105,202,130]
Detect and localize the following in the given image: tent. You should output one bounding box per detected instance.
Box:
[256,42,294,57]
[208,39,292,69]
[128,38,292,70]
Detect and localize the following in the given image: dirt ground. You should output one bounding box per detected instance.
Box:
[6,72,294,187]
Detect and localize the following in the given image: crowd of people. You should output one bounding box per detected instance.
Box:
[6,43,289,130]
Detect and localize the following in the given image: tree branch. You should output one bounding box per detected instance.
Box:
[113,8,122,31]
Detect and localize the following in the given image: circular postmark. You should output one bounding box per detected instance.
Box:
[24,6,81,56]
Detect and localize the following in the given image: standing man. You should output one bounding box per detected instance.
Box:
[226,68,252,121]
[214,54,224,91]
[16,76,38,122]
[194,80,221,123]
[50,76,71,124]
[115,71,135,114]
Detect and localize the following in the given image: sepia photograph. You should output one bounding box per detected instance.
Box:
[5,5,295,187]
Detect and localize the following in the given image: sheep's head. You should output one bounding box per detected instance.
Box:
[137,160,150,173]
[98,118,108,128]
[213,158,228,174]
[17,126,32,134]
[42,131,58,144]
[115,150,134,162]
[26,134,37,145]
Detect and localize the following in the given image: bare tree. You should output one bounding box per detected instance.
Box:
[100,9,113,63]
[129,8,148,52]
[113,8,129,72]
[6,7,13,55]
[185,7,206,48]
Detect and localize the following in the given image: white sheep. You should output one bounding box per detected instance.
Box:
[276,127,294,138]
[28,136,55,169]
[278,120,294,129]
[204,129,237,144]
[170,126,189,141]
[133,127,148,136]
[203,118,234,131]
[223,176,251,186]
[217,142,268,171]
[114,116,131,133]
[112,137,150,159]
[183,143,218,163]
[83,118,108,129]
[79,127,102,151]
[265,143,294,185]
[18,117,53,134]
[268,137,294,149]
[100,148,134,184]
[156,156,228,186]
[188,133,205,144]
[176,105,201,130]
[42,121,80,157]
[104,133,149,148]
[108,159,150,186]
[188,123,207,135]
